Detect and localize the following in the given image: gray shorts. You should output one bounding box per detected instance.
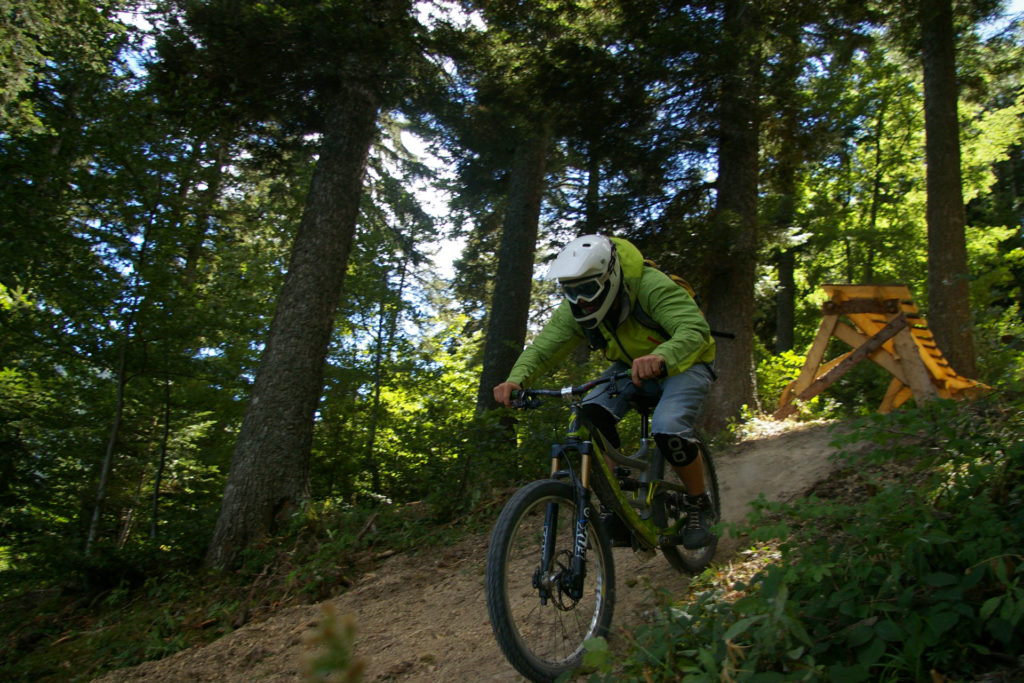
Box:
[581,361,714,438]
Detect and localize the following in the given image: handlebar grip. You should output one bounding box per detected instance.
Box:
[511,392,542,410]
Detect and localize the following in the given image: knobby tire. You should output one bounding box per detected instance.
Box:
[485,479,615,682]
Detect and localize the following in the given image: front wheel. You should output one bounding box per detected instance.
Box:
[660,444,721,574]
[486,479,615,682]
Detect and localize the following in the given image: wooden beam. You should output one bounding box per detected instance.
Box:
[775,314,909,420]
[832,321,908,385]
[823,297,901,316]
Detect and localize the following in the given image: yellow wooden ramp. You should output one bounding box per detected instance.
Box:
[774,285,987,420]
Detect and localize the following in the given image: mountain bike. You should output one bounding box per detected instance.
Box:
[485,371,721,682]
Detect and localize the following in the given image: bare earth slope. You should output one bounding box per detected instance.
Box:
[94,421,846,683]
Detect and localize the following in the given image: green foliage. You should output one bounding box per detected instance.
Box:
[0,0,123,134]
[754,340,875,420]
[798,43,930,296]
[2,567,234,680]
[0,489,486,681]
[967,224,1024,388]
[591,396,1024,681]
[1,1,1023,680]
[755,346,816,414]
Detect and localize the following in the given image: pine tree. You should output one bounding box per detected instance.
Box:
[152,0,427,569]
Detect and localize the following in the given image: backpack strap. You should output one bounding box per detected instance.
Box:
[634,264,734,340]
[631,298,670,340]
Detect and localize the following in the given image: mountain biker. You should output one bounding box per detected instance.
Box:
[493,234,717,549]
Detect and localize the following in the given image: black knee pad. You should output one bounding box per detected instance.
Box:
[580,403,621,449]
[655,433,700,466]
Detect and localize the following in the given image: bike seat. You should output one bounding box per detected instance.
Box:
[628,381,662,411]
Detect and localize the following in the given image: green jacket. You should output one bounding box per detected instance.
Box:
[506,237,716,387]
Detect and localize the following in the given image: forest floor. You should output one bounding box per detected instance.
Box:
[93,420,850,682]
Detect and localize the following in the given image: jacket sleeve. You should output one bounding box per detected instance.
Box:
[637,270,715,371]
[506,301,586,387]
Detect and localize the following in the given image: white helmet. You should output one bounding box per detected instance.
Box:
[547,234,622,329]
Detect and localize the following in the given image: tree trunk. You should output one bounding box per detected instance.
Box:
[86,227,152,556]
[365,302,388,493]
[775,248,795,353]
[86,337,130,556]
[182,141,226,288]
[205,87,380,570]
[920,0,977,378]
[576,146,602,365]
[150,379,172,539]
[865,104,887,284]
[365,263,408,494]
[702,0,761,433]
[584,148,601,234]
[118,464,148,549]
[474,125,551,412]
[774,135,798,352]
[772,115,798,355]
[769,29,802,354]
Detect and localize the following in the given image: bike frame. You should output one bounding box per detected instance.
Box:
[535,376,689,601]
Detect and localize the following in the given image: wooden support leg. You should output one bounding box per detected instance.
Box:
[791,314,839,397]
[892,326,939,405]
[777,314,839,417]
[879,378,912,413]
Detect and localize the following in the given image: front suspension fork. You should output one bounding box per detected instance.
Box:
[535,440,592,603]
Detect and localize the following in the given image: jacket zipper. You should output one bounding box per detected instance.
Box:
[607,323,633,363]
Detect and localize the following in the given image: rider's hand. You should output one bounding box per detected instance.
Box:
[632,355,666,386]
[493,381,523,407]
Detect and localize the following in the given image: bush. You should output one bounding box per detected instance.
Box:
[755,348,807,411]
[591,396,1024,682]
[755,345,850,419]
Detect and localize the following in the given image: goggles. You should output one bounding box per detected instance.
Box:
[561,272,608,304]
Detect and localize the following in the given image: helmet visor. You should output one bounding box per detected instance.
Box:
[561,273,608,304]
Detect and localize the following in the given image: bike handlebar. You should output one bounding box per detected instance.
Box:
[512,371,633,409]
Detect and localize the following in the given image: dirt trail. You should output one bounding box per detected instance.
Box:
[94,421,846,683]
